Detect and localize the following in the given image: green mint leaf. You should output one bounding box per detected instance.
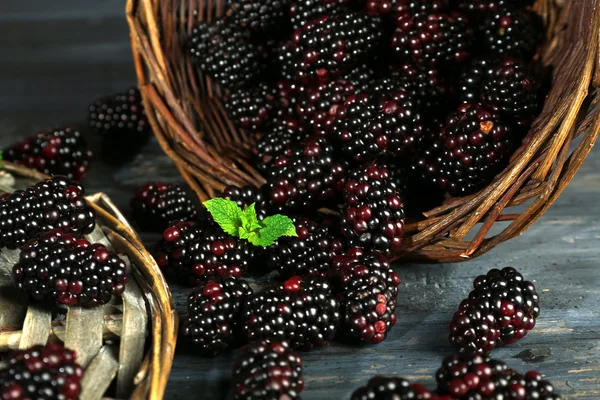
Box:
[250,215,297,247]
[246,232,263,247]
[203,198,243,236]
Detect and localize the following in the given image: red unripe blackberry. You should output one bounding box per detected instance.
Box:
[233,341,304,400]
[4,127,93,181]
[457,58,498,104]
[450,267,540,355]
[0,343,83,400]
[329,248,401,344]
[229,0,290,30]
[225,83,275,133]
[477,9,543,59]
[0,176,96,250]
[352,376,449,400]
[241,276,340,350]
[341,164,405,255]
[289,0,350,30]
[130,182,198,232]
[12,229,127,307]
[183,277,253,357]
[255,119,307,172]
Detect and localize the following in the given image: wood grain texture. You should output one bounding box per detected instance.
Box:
[1,1,600,399]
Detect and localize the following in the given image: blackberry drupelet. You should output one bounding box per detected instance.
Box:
[0,176,96,250]
[267,218,345,278]
[255,119,307,172]
[4,127,93,181]
[220,185,270,220]
[0,343,83,400]
[225,83,275,133]
[130,182,198,232]
[184,277,253,357]
[477,9,543,59]
[233,341,304,400]
[229,0,290,30]
[289,0,350,30]
[341,164,405,254]
[450,267,540,355]
[329,248,401,344]
[12,229,128,307]
[439,103,517,196]
[352,376,448,400]
[187,19,264,88]
[457,58,498,104]
[241,276,340,350]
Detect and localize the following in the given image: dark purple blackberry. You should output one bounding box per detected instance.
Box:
[477,9,543,59]
[352,376,444,400]
[0,343,83,400]
[12,229,128,307]
[289,0,350,30]
[457,58,498,104]
[439,103,517,196]
[225,83,275,133]
[267,218,345,279]
[233,341,304,400]
[276,41,298,82]
[229,0,290,30]
[0,176,96,250]
[220,185,270,220]
[436,355,561,400]
[241,276,340,350]
[453,0,534,15]
[183,277,253,357]
[482,58,539,123]
[4,127,93,181]
[255,119,307,172]
[450,267,540,355]
[341,164,405,254]
[290,12,382,84]
[391,64,455,112]
[130,182,198,232]
[187,19,264,88]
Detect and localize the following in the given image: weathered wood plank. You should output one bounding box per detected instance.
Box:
[18,305,51,349]
[80,345,120,400]
[64,307,105,369]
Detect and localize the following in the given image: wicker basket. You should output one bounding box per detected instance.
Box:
[0,162,178,400]
[127,0,600,263]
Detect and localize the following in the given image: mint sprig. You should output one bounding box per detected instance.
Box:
[203,198,297,247]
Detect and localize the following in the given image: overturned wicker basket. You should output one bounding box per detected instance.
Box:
[0,163,178,400]
[127,0,600,263]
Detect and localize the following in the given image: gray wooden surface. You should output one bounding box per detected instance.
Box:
[1,1,600,399]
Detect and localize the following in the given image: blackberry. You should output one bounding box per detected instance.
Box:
[454,0,534,15]
[329,248,401,344]
[220,185,270,220]
[184,277,253,357]
[241,276,340,350]
[457,58,498,104]
[352,376,446,400]
[290,12,382,84]
[439,103,517,196]
[436,355,561,399]
[12,229,128,307]
[233,341,304,400]
[187,19,264,88]
[4,127,93,181]
[450,267,540,355]
[130,182,198,232]
[0,176,96,250]
[267,217,345,278]
[276,41,298,82]
[341,164,405,254]
[255,119,307,172]
[482,58,539,123]
[225,83,275,133]
[477,9,543,59]
[289,0,350,30]
[392,64,455,112]
[0,343,83,400]
[229,0,290,30]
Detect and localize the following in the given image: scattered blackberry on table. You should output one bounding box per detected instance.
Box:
[450,267,540,355]
[220,185,270,220]
[229,0,290,30]
[341,163,405,254]
[439,103,517,196]
[457,58,498,104]
[0,176,96,250]
[241,276,340,350]
[225,83,275,133]
[329,248,401,344]
[233,341,304,400]
[4,127,93,181]
[12,229,128,307]
[0,343,83,400]
[255,119,307,172]
[130,182,198,232]
[184,277,253,357]
[187,18,264,88]
[351,376,447,400]
[289,0,350,30]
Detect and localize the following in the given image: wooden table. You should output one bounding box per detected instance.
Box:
[2,1,600,399]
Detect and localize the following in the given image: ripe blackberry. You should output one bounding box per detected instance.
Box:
[4,127,93,181]
[352,376,447,400]
[12,229,128,307]
[341,164,405,254]
[255,119,307,172]
[225,83,275,133]
[220,185,270,221]
[290,12,382,84]
[457,58,498,104]
[439,103,517,196]
[184,277,253,357]
[130,182,198,232]
[0,176,96,250]
[392,64,455,112]
[450,267,540,355]
[477,9,543,59]
[241,276,340,350]
[454,0,534,15]
[267,218,345,278]
[482,58,539,123]
[329,248,401,344]
[187,19,264,89]
[289,0,350,30]
[233,341,304,400]
[229,0,290,30]
[435,355,561,400]
[0,343,83,400]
